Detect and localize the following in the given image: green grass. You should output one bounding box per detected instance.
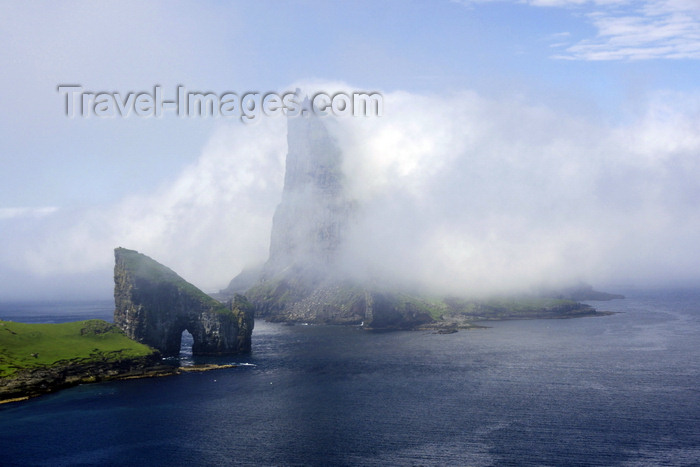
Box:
[246,276,313,310]
[0,319,156,378]
[442,296,592,319]
[389,293,447,321]
[116,247,230,314]
[481,297,580,313]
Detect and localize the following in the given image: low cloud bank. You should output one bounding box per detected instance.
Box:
[333,89,700,294]
[2,85,699,299]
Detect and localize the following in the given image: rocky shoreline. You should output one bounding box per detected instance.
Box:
[0,358,238,405]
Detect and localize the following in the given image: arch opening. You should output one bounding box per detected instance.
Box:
[179,329,194,365]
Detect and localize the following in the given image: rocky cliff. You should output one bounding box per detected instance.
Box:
[114,248,253,356]
[220,115,451,329]
[222,114,384,325]
[264,110,354,277]
[246,279,440,330]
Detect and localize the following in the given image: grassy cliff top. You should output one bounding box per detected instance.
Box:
[0,319,156,378]
[115,247,228,313]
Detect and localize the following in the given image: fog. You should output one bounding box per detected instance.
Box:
[331,89,700,295]
[1,84,699,299]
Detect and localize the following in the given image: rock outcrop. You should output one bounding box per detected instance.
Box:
[264,109,353,276]
[221,113,364,323]
[232,115,476,330]
[222,113,385,325]
[247,278,439,330]
[552,283,625,301]
[114,248,253,356]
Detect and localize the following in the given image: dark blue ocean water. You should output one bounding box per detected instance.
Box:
[1,290,699,466]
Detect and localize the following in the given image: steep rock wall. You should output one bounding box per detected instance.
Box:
[223,115,440,329]
[114,248,253,356]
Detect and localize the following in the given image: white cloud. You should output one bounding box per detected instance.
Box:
[548,0,700,60]
[0,118,287,294]
[331,87,700,294]
[2,84,700,298]
[453,0,700,60]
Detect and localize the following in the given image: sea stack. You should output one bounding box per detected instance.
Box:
[114,247,254,356]
[265,108,353,279]
[221,114,435,329]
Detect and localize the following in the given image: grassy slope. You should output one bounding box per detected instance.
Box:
[0,319,156,378]
[117,247,230,314]
[441,296,594,319]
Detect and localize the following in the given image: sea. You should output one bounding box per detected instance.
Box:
[0,289,699,467]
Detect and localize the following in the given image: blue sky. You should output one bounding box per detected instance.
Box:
[1,0,699,299]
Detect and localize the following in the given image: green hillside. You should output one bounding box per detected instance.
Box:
[0,319,156,378]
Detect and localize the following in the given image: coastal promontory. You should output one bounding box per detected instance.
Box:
[114,247,253,356]
[0,319,171,403]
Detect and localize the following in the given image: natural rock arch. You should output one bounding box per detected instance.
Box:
[114,248,253,357]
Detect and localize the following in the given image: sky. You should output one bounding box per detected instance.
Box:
[1,0,699,299]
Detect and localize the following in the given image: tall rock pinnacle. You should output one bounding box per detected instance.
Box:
[264,113,351,279]
[223,115,440,329]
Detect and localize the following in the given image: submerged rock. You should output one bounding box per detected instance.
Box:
[114,247,253,356]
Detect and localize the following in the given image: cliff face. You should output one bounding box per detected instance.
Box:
[264,112,353,277]
[246,279,436,330]
[114,248,253,356]
[220,116,478,329]
[230,115,466,329]
[223,114,374,325]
